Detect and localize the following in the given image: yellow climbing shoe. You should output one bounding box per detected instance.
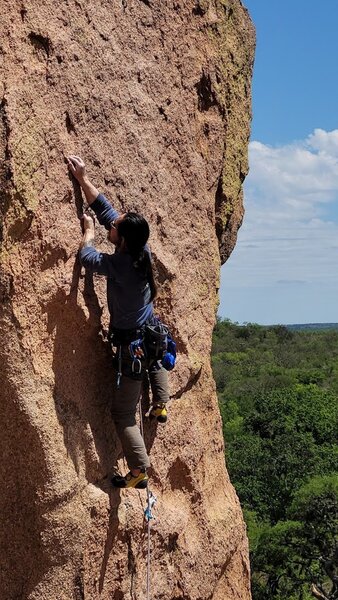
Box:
[112,470,148,489]
[150,403,168,423]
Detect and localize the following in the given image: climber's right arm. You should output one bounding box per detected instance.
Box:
[67,155,99,205]
[67,155,119,229]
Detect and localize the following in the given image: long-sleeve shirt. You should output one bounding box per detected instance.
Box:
[79,193,153,330]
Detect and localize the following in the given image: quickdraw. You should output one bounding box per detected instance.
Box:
[129,338,146,376]
[144,490,157,523]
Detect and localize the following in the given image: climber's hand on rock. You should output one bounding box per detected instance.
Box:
[82,214,95,232]
[67,156,99,205]
[67,155,86,182]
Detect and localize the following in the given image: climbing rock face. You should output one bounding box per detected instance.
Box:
[0,1,255,599]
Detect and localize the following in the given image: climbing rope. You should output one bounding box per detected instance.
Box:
[138,394,157,600]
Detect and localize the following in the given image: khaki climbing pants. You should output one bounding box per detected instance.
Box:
[111,347,169,470]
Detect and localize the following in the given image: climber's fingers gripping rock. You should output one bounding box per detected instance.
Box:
[67,155,86,182]
[82,213,95,232]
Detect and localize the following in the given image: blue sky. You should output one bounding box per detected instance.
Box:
[218,0,338,324]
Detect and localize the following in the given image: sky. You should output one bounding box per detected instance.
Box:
[218,0,338,325]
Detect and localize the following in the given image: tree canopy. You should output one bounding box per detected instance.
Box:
[212,319,338,600]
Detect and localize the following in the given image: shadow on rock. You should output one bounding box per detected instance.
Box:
[98,488,121,593]
[45,258,120,484]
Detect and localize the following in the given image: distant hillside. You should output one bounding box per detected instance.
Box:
[286,323,338,331]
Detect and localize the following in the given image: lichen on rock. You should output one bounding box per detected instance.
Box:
[0,1,255,598]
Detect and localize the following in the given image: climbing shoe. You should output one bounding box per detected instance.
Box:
[111,469,148,489]
[150,403,168,423]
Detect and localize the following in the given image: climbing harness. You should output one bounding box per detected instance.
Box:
[110,317,177,388]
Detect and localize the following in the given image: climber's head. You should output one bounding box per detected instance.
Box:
[109,211,156,299]
[109,212,150,255]
[108,213,126,246]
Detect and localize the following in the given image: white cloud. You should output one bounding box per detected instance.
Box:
[249,132,338,214]
[221,129,338,289]
[308,128,338,157]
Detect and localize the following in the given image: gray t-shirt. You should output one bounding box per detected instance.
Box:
[79,193,153,330]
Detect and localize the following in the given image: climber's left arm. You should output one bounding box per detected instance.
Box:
[79,214,111,276]
[79,214,95,250]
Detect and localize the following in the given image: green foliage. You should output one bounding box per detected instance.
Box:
[212,319,338,600]
[252,475,338,600]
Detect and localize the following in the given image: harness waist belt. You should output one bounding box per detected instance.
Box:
[110,326,146,345]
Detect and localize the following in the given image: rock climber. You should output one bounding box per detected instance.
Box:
[67,155,170,489]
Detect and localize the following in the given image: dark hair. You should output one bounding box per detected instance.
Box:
[117,212,157,301]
